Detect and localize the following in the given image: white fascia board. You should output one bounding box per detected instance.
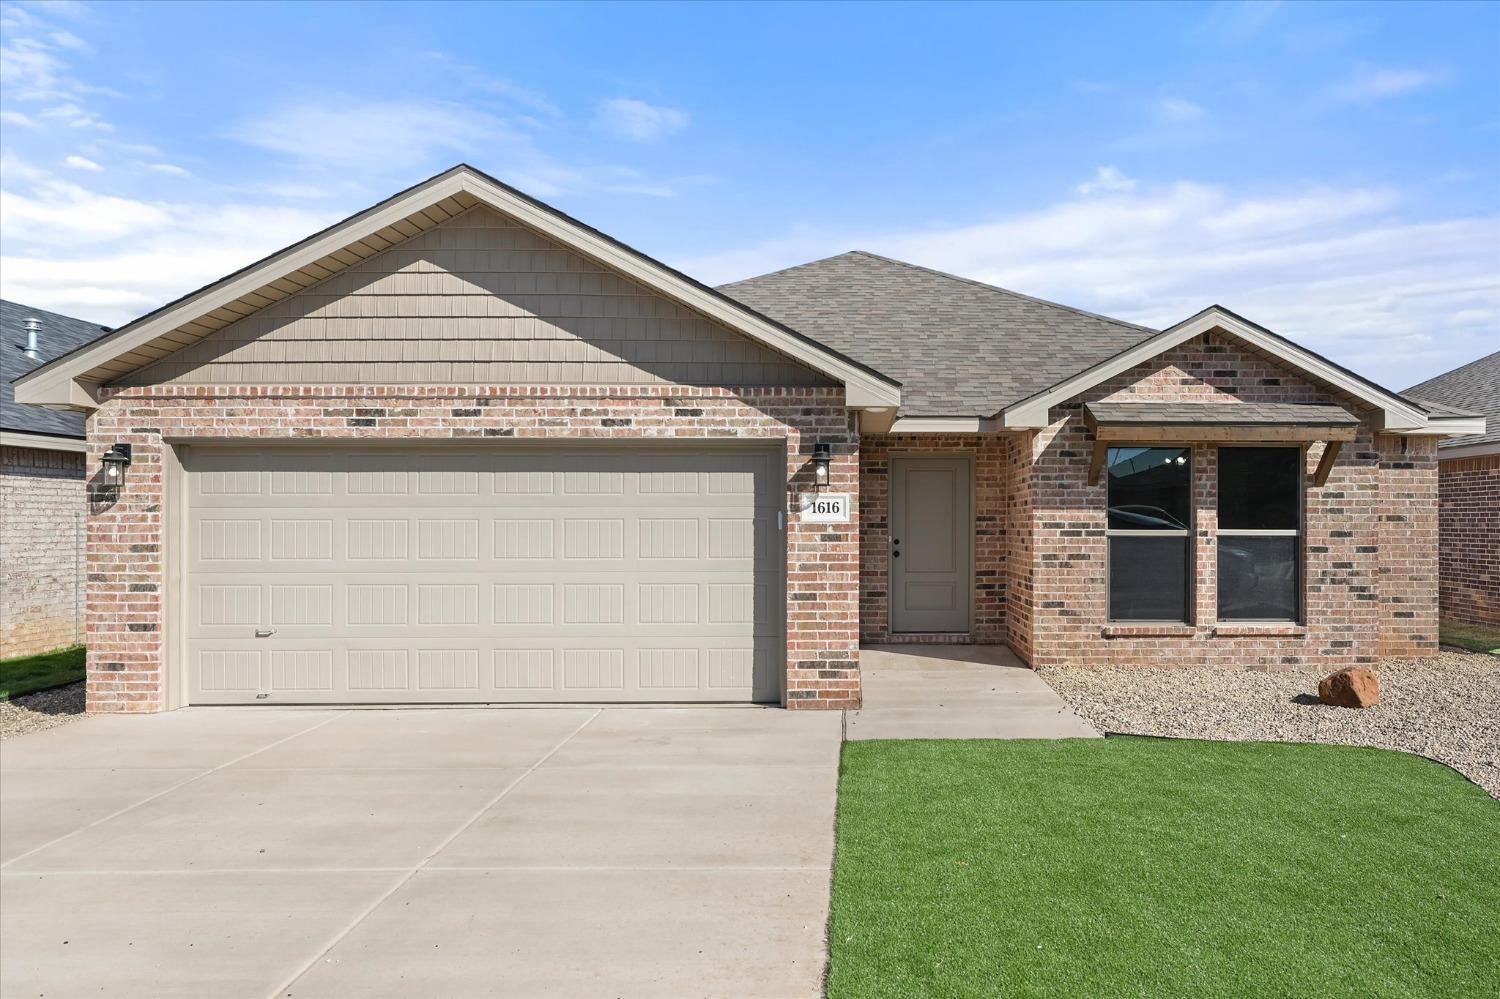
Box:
[1437,438,1500,459]
[15,166,900,412]
[0,430,89,452]
[886,416,999,433]
[1391,416,1489,437]
[14,371,101,410]
[1000,307,1431,431]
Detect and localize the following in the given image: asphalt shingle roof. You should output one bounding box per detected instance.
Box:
[1,299,111,440]
[1403,351,1500,450]
[719,251,1158,418]
[1085,402,1360,427]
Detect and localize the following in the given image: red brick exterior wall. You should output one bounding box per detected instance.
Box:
[1010,330,1440,670]
[1004,433,1036,661]
[1437,453,1500,627]
[857,434,1008,643]
[1376,434,1439,656]
[83,384,859,713]
[1,445,86,658]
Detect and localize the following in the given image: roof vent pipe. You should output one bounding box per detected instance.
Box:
[20,317,43,361]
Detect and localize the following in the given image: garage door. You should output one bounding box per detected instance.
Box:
[183,447,782,704]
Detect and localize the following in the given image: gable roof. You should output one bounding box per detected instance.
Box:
[1403,351,1500,455]
[13,164,900,412]
[1000,304,1482,434]
[720,251,1157,418]
[1,299,110,441]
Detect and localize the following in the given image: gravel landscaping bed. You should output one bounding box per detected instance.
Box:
[0,681,86,741]
[1040,649,1500,799]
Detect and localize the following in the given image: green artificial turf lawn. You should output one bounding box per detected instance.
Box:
[0,645,86,700]
[1440,620,1500,655]
[828,737,1499,999]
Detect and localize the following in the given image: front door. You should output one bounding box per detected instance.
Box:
[890,456,972,633]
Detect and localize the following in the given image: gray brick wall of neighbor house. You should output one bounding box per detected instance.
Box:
[1,445,86,658]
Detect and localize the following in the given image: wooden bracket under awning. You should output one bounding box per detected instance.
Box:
[1083,403,1360,487]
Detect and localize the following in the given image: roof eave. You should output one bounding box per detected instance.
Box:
[1436,438,1500,459]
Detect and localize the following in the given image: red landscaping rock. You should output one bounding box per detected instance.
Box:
[1318,667,1381,709]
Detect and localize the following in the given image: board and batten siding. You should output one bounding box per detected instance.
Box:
[116,205,832,389]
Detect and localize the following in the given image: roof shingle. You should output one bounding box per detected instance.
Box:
[1403,351,1500,450]
[2,299,111,440]
[1085,402,1360,427]
[719,251,1157,417]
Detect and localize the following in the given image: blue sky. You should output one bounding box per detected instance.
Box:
[2,0,1496,387]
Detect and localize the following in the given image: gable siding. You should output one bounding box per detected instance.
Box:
[116,206,830,389]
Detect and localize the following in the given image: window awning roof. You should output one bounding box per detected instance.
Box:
[1085,402,1361,430]
[1083,402,1363,486]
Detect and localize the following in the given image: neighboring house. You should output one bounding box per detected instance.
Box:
[0,300,111,658]
[13,165,1481,712]
[1404,353,1500,628]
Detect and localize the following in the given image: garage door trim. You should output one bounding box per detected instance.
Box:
[164,441,787,707]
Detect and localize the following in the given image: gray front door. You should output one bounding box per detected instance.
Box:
[890,456,972,633]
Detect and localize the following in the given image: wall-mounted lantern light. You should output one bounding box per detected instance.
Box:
[101,443,133,480]
[811,442,832,488]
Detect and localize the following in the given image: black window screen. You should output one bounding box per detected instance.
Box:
[1106,447,1191,622]
[1217,447,1301,622]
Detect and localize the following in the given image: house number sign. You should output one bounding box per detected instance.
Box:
[800,492,851,524]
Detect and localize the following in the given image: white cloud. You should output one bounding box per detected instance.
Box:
[39,101,110,129]
[1076,166,1137,196]
[0,172,171,242]
[0,164,336,325]
[1193,0,1283,44]
[1158,97,1207,122]
[1327,67,1434,103]
[46,29,89,51]
[594,98,689,142]
[0,109,37,127]
[146,162,191,177]
[691,178,1499,388]
[230,99,510,172]
[229,96,683,198]
[63,153,101,171]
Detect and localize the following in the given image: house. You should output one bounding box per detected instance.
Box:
[1,300,111,659]
[1403,353,1500,628]
[12,165,1482,712]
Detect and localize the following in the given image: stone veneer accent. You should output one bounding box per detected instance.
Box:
[1436,453,1499,628]
[1012,330,1439,670]
[858,434,1009,643]
[1,445,85,658]
[83,385,859,713]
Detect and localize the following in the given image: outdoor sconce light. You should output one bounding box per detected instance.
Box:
[101,443,133,480]
[811,442,832,488]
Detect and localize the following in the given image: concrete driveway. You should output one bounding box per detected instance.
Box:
[0,706,840,999]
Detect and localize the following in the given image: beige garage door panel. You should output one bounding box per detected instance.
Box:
[184,447,782,704]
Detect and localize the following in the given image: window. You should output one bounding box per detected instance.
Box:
[1106,446,1191,621]
[1217,447,1301,621]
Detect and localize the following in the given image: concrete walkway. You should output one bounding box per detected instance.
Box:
[0,706,840,999]
[845,644,1101,740]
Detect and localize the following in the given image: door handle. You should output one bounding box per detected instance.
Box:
[255,628,276,638]
[892,550,901,558]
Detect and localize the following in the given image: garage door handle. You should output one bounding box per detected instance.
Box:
[255,628,276,638]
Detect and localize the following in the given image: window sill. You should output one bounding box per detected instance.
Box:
[1212,624,1307,638]
[1101,624,1196,638]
